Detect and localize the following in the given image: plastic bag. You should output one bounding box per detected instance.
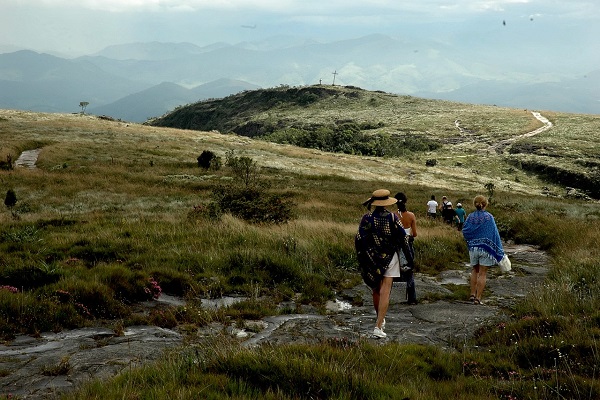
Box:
[498,254,512,273]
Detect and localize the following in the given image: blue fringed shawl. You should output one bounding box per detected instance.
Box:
[462,210,504,262]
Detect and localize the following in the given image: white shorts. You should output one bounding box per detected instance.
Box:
[469,247,497,267]
[384,252,400,277]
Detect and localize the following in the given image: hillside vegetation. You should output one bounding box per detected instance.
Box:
[150,85,600,199]
[1,91,599,399]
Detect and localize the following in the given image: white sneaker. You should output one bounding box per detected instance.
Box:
[373,327,387,338]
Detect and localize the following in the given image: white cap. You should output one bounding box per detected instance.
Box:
[456,202,462,207]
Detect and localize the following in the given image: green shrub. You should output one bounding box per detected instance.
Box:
[4,189,16,208]
[68,239,136,267]
[0,263,62,290]
[48,278,130,319]
[197,150,221,170]
[148,267,194,297]
[210,185,295,224]
[0,289,84,336]
[96,264,161,302]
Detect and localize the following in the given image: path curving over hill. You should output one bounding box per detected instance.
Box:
[490,111,553,153]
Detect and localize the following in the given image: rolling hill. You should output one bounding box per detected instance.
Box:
[149,84,600,199]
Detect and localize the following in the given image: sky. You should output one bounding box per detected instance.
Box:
[1,0,599,61]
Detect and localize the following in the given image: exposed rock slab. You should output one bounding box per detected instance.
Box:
[0,327,182,399]
[15,149,42,169]
[0,244,547,399]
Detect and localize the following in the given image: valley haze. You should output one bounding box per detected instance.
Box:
[1,0,599,120]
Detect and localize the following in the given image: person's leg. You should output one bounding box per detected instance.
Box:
[406,270,416,304]
[475,266,488,301]
[372,288,380,315]
[375,277,393,328]
[470,264,479,299]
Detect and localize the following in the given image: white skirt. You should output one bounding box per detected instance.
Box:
[384,252,400,277]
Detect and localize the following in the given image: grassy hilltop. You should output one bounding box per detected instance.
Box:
[1,86,599,399]
[149,84,600,198]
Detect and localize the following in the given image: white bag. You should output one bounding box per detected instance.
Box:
[498,255,512,273]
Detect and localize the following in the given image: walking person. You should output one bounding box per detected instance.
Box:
[461,195,505,305]
[355,189,415,338]
[394,192,417,305]
[454,202,466,231]
[440,195,450,212]
[441,201,457,226]
[426,195,438,219]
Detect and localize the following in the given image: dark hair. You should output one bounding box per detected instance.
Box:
[395,192,408,212]
[430,195,435,200]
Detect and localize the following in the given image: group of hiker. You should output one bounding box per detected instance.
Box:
[426,194,466,230]
[355,189,505,339]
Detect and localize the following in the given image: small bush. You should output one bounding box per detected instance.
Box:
[0,263,62,290]
[210,185,295,224]
[97,264,162,302]
[4,189,17,208]
[0,155,13,171]
[197,150,221,170]
[225,151,259,187]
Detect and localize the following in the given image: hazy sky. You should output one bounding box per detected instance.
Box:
[1,0,599,61]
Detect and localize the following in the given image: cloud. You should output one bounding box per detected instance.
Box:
[1,0,598,56]
[6,0,540,14]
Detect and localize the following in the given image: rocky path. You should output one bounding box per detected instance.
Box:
[14,149,42,169]
[0,243,548,399]
[237,243,549,348]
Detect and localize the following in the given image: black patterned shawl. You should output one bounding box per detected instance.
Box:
[355,208,414,289]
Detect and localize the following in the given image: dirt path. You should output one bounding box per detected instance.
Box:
[490,111,553,153]
[454,111,553,154]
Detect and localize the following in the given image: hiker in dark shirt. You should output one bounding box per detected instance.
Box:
[442,201,457,226]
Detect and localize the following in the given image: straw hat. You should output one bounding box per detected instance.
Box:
[364,189,397,207]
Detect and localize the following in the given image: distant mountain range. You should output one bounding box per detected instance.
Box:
[1,34,598,122]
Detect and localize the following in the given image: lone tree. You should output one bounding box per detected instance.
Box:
[79,101,89,114]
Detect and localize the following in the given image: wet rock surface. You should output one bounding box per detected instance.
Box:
[0,244,548,399]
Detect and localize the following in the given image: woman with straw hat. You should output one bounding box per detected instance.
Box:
[355,189,415,338]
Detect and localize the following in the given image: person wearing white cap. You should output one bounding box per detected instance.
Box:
[442,200,457,225]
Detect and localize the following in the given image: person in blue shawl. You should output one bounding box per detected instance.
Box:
[355,189,415,338]
[462,195,504,305]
